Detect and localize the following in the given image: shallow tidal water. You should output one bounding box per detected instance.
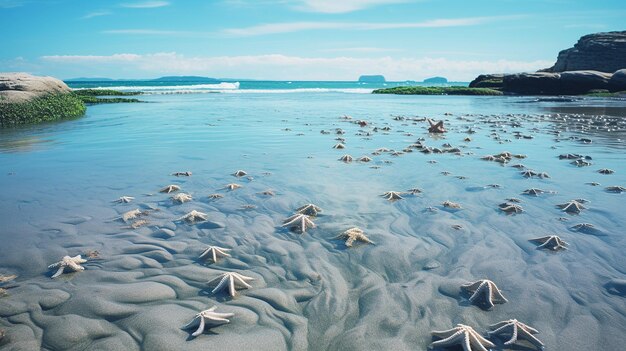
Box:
[0,93,625,351]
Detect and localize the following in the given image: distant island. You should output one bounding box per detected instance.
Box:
[423,76,448,84]
[358,75,386,83]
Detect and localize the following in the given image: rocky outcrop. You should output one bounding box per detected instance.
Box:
[469,74,504,89]
[0,73,71,103]
[502,70,616,95]
[543,31,626,73]
[609,69,626,90]
[358,75,386,83]
[470,31,626,95]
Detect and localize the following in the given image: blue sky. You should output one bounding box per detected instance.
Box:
[0,0,624,80]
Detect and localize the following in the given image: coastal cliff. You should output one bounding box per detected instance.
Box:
[542,31,626,73]
[470,31,626,95]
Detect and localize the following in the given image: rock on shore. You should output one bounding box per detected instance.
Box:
[470,31,626,95]
[543,31,626,73]
[0,73,72,103]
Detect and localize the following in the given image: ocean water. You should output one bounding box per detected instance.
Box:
[0,85,625,350]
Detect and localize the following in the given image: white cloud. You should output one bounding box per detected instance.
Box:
[103,29,194,35]
[40,52,553,81]
[295,0,409,13]
[319,47,404,53]
[121,1,169,8]
[83,11,112,19]
[222,16,523,36]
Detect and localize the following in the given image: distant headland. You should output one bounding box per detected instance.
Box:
[423,77,448,84]
[358,75,386,83]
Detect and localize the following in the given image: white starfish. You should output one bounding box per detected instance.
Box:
[183,306,234,337]
[172,171,192,176]
[430,324,495,351]
[224,183,242,191]
[381,191,404,201]
[499,202,524,214]
[172,193,193,204]
[208,193,224,199]
[114,196,134,203]
[233,170,247,177]
[282,213,316,233]
[339,154,353,162]
[332,143,345,149]
[160,184,181,193]
[461,279,508,309]
[48,255,87,278]
[121,208,145,222]
[488,319,544,349]
[199,246,232,262]
[296,203,322,216]
[530,235,568,251]
[336,227,374,247]
[208,272,254,297]
[177,210,208,223]
[442,200,462,209]
[557,200,586,214]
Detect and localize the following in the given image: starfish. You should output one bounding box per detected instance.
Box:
[177,210,208,223]
[511,164,526,169]
[427,119,446,133]
[605,185,626,193]
[48,255,87,278]
[571,159,592,167]
[199,245,232,262]
[332,143,345,149]
[208,193,224,199]
[160,184,181,193]
[557,200,586,214]
[336,227,374,247]
[129,219,148,229]
[499,202,523,214]
[598,168,614,174]
[172,171,192,176]
[358,156,372,162]
[521,170,538,178]
[208,272,254,297]
[559,153,584,160]
[442,200,462,209]
[296,203,322,216]
[259,189,275,196]
[461,279,508,309]
[339,154,353,162]
[121,208,146,222]
[381,191,404,201]
[523,188,545,196]
[571,223,594,231]
[183,306,234,337]
[224,183,242,191]
[530,235,568,251]
[430,324,495,351]
[172,193,193,204]
[587,182,600,186]
[488,319,544,349]
[114,196,134,203]
[233,170,247,177]
[282,213,316,233]
[481,155,497,161]
[407,188,422,194]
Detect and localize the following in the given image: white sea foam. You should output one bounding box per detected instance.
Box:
[75,82,241,92]
[144,88,374,94]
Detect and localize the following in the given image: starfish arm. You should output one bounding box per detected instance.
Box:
[182,315,200,330]
[430,331,465,349]
[211,249,218,262]
[51,266,65,278]
[199,249,210,259]
[228,276,236,297]
[282,215,300,227]
[191,316,205,337]
[207,314,233,323]
[48,262,61,269]
[345,235,355,247]
[519,323,540,335]
[462,280,482,291]
[233,272,255,281]
[211,275,230,294]
[518,327,545,347]
[492,286,508,303]
[67,262,85,272]
[431,328,460,339]
[301,218,306,233]
[503,324,519,345]
[468,283,485,302]
[488,322,512,335]
[233,275,253,289]
[469,333,495,351]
